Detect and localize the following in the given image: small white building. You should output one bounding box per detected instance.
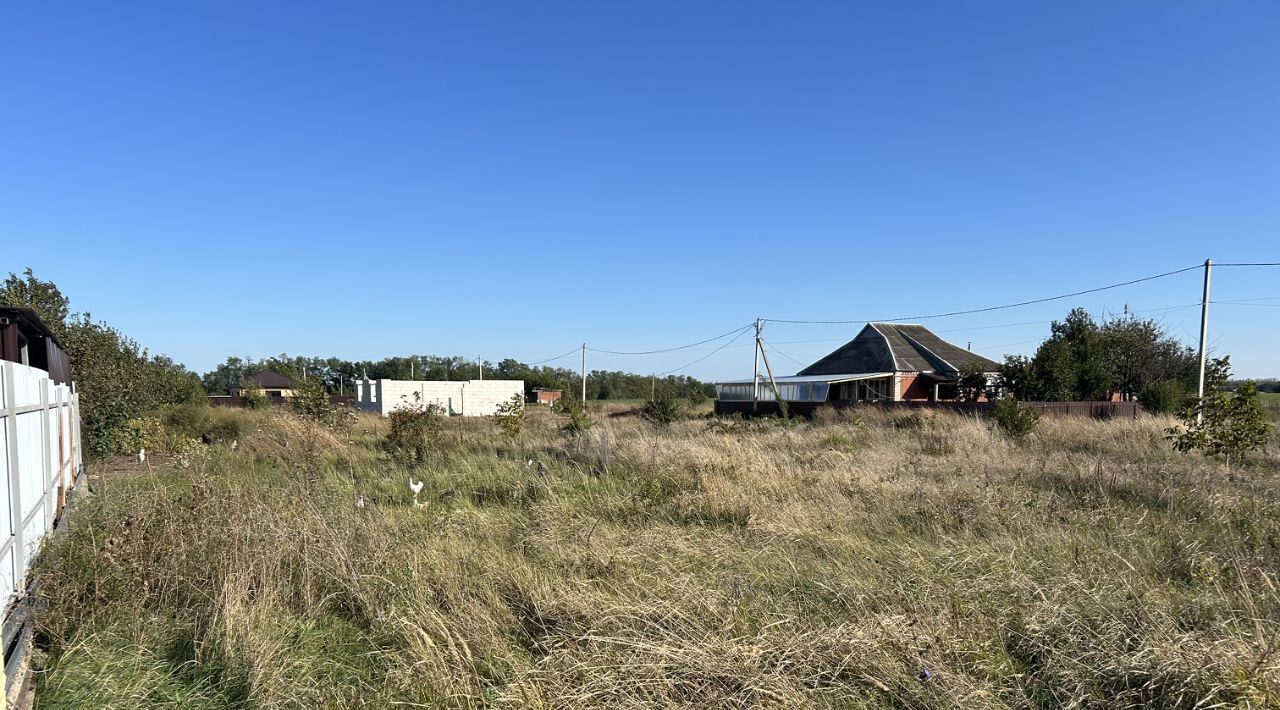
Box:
[354,379,523,417]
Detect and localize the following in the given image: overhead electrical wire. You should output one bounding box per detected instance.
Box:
[587,322,755,355]
[658,326,753,376]
[1216,262,1280,267]
[764,263,1203,325]
[525,346,582,365]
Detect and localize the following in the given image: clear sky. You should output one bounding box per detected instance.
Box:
[3,2,1277,379]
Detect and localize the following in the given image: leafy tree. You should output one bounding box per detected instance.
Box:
[1029,308,1109,401]
[1168,357,1270,467]
[957,360,989,402]
[997,355,1035,400]
[0,268,69,339]
[3,269,206,458]
[1099,314,1197,401]
[493,393,525,438]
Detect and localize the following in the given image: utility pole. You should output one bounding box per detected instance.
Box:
[651,374,655,400]
[752,318,762,413]
[758,338,785,415]
[410,357,414,380]
[478,356,483,381]
[1196,258,1212,423]
[581,343,587,402]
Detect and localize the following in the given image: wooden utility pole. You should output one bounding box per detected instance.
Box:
[581,343,587,402]
[1196,258,1212,423]
[752,318,762,413]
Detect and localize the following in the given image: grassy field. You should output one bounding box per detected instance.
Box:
[29,403,1280,708]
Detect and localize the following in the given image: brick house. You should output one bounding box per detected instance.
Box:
[716,323,1001,410]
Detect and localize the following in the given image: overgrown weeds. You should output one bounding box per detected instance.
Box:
[30,406,1280,707]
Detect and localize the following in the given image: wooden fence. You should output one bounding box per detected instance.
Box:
[1,360,82,694]
[715,399,1143,419]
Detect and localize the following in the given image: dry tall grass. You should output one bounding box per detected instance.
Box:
[30,405,1280,708]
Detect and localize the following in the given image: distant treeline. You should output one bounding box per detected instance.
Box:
[201,355,713,401]
[1226,379,1280,393]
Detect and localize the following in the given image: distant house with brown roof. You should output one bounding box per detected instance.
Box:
[231,370,297,398]
[716,323,1001,409]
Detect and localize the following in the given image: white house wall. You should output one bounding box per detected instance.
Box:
[354,379,523,417]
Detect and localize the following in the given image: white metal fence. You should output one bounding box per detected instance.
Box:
[0,360,81,610]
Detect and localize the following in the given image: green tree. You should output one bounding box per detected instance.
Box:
[644,386,684,425]
[1168,357,1270,467]
[1099,314,1197,401]
[997,355,1035,400]
[1029,308,1109,401]
[957,360,989,402]
[0,267,69,339]
[555,393,593,436]
[992,395,1040,440]
[494,393,525,438]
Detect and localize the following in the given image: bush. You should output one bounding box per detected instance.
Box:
[644,389,684,426]
[241,382,269,410]
[117,416,164,455]
[290,378,336,425]
[386,398,445,463]
[555,395,593,437]
[993,396,1039,440]
[493,393,525,438]
[161,404,244,443]
[1168,357,1270,467]
[1140,379,1188,415]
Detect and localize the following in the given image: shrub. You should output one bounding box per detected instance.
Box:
[159,404,244,445]
[644,388,684,426]
[241,382,269,410]
[493,393,525,438]
[1168,357,1270,467]
[290,378,337,425]
[555,395,593,436]
[993,396,1039,440]
[1140,379,1188,415]
[116,416,164,455]
[386,398,445,462]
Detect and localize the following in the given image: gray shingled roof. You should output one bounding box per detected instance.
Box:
[797,323,1000,377]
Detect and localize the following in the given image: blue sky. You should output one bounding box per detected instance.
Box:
[2,2,1277,378]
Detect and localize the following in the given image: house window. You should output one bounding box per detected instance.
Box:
[837,379,890,401]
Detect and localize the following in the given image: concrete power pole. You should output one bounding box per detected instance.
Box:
[581,343,587,402]
[478,356,483,381]
[752,318,762,414]
[1196,258,1212,423]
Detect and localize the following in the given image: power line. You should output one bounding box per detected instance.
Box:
[1215,262,1280,267]
[658,326,753,376]
[525,346,582,365]
[764,263,1203,325]
[587,322,754,355]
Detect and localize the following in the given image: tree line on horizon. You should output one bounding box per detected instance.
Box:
[202,354,713,402]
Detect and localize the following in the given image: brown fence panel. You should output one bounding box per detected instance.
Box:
[714,399,1142,419]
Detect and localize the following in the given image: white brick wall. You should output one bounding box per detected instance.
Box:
[354,379,523,417]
